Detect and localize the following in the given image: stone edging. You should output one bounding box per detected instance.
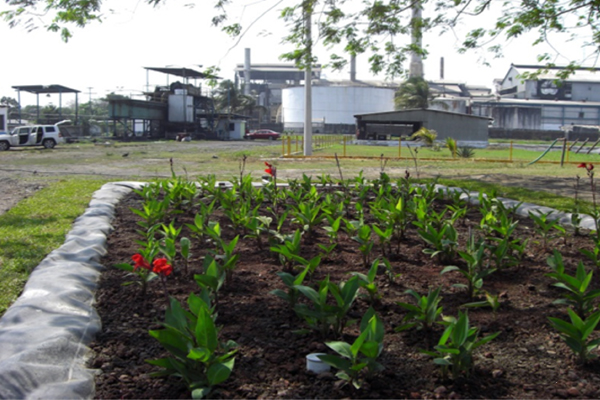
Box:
[0,181,591,399]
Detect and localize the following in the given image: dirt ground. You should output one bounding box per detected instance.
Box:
[90,184,600,399]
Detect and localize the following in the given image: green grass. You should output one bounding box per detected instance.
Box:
[0,178,107,315]
[306,142,598,165]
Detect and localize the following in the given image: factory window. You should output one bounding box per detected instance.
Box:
[579,112,585,118]
[229,123,235,131]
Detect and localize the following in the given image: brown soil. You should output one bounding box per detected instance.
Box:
[90,185,600,399]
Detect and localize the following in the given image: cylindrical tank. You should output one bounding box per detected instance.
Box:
[282,86,395,127]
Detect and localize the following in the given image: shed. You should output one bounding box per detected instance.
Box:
[354,109,490,146]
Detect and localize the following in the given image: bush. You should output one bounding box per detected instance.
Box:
[456,146,475,158]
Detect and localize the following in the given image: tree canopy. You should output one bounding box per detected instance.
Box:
[2,0,599,78]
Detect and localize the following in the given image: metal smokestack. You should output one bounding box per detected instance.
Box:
[350,55,356,82]
[244,48,251,96]
[440,57,444,80]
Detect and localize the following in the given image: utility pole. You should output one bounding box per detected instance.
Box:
[303,5,313,156]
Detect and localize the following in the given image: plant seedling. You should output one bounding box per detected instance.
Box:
[546,250,600,318]
[148,297,237,399]
[548,309,600,364]
[421,311,500,380]
[351,258,383,304]
[270,264,311,309]
[395,287,444,348]
[319,307,385,389]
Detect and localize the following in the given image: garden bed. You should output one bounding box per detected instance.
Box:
[90,177,600,399]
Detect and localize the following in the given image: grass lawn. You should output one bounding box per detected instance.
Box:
[0,178,108,315]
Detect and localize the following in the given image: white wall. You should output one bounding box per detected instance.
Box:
[282,86,395,125]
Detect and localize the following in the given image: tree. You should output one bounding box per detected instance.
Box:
[213,80,268,121]
[3,1,600,78]
[394,76,433,110]
[0,96,20,120]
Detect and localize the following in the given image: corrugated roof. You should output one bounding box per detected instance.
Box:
[145,67,209,79]
[12,85,80,94]
[355,108,491,120]
[511,65,600,82]
[474,97,600,107]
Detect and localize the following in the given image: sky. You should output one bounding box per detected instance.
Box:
[0,0,592,107]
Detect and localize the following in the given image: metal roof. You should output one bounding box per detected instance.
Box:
[475,97,600,107]
[510,64,600,83]
[145,67,208,79]
[12,84,80,94]
[355,108,492,121]
[235,63,322,80]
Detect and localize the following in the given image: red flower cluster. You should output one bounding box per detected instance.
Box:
[152,258,173,277]
[578,163,594,172]
[264,162,277,178]
[131,254,173,276]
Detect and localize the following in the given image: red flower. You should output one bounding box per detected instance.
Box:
[152,258,173,276]
[578,163,594,172]
[264,161,276,178]
[132,253,151,270]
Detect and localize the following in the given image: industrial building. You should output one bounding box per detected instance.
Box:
[107,67,248,140]
[436,64,600,134]
[236,51,488,134]
[355,109,490,147]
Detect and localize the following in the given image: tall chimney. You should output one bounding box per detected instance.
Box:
[350,55,356,82]
[440,57,444,80]
[244,48,251,96]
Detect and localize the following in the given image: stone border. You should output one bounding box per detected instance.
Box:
[0,181,591,399]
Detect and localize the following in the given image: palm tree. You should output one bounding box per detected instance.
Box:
[394,76,434,110]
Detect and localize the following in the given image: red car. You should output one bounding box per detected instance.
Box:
[244,129,281,140]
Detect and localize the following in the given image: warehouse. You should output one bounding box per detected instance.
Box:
[354,109,490,147]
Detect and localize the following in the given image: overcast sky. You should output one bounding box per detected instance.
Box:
[0,0,591,107]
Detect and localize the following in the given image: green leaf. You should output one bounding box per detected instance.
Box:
[113,262,134,272]
[296,285,320,304]
[191,387,212,399]
[195,307,218,352]
[318,354,352,371]
[207,358,235,386]
[188,347,211,362]
[326,341,354,359]
[434,357,452,366]
[360,340,381,358]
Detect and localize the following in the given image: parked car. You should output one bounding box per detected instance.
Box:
[244,129,281,140]
[0,123,66,151]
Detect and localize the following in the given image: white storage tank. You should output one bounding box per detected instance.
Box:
[281,85,395,127]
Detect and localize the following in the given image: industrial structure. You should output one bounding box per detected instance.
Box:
[436,64,600,134]
[236,51,488,135]
[11,85,80,124]
[107,67,248,140]
[355,109,490,147]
